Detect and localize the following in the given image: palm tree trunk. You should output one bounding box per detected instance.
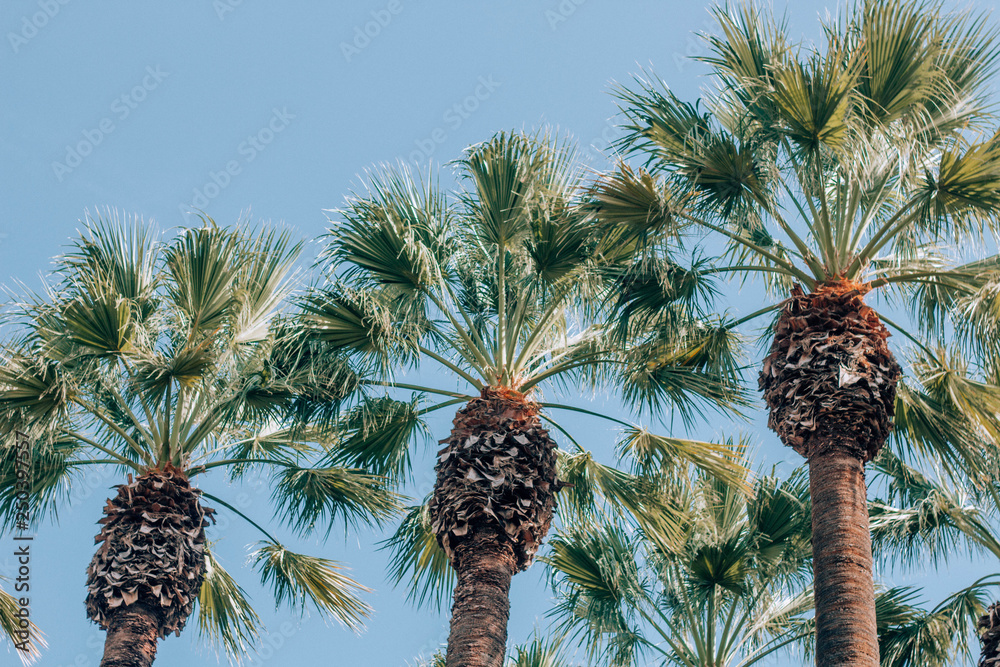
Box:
[99,602,161,667]
[759,282,901,667]
[808,434,879,667]
[431,387,560,666]
[446,529,516,667]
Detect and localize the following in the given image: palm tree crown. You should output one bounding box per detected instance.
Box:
[593,2,1000,664]
[303,131,744,666]
[0,214,398,664]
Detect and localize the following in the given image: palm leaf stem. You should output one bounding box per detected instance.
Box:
[438,278,494,367]
[417,346,483,388]
[678,213,817,287]
[63,430,142,470]
[537,412,584,453]
[66,401,151,465]
[119,357,162,444]
[850,203,924,276]
[415,398,467,416]
[751,185,822,275]
[728,303,781,328]
[200,490,280,543]
[510,287,572,373]
[519,357,619,392]
[876,313,939,358]
[497,243,508,385]
[425,290,493,381]
[188,458,298,477]
[361,381,475,401]
[537,402,634,429]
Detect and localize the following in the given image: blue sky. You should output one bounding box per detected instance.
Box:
[2,1,998,665]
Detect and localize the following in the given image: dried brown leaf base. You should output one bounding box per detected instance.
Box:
[981,602,1000,667]
[429,386,561,571]
[86,464,215,638]
[759,281,901,462]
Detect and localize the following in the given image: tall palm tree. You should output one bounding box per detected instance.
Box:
[0,215,398,666]
[592,2,1000,663]
[547,465,816,667]
[302,131,745,667]
[550,453,1000,667]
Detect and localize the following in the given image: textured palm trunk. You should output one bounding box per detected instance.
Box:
[99,602,161,667]
[760,282,900,667]
[980,603,1000,667]
[446,530,517,667]
[429,386,560,667]
[808,434,879,666]
[87,465,213,667]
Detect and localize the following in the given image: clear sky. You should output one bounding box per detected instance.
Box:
[1,1,998,666]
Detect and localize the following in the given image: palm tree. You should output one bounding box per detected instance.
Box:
[862,448,1000,666]
[592,1,1000,663]
[302,131,745,667]
[548,465,815,667]
[980,602,1000,666]
[0,214,399,666]
[550,452,1000,667]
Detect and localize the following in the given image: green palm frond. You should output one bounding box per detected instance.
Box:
[0,434,82,531]
[915,134,1000,239]
[619,320,749,425]
[870,449,1000,565]
[588,165,678,259]
[0,353,73,436]
[231,227,302,345]
[327,396,427,481]
[457,132,539,248]
[301,284,422,367]
[165,223,238,338]
[271,463,401,538]
[891,380,993,482]
[59,286,135,357]
[546,522,643,605]
[379,503,454,610]
[326,164,451,294]
[558,450,691,552]
[617,428,747,489]
[252,541,372,631]
[195,545,263,663]
[508,632,572,667]
[0,577,45,665]
[62,210,160,323]
[548,467,818,667]
[877,578,1000,667]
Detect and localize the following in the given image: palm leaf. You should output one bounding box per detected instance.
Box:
[379,503,454,610]
[270,463,400,538]
[195,545,263,663]
[0,577,44,665]
[252,541,372,631]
